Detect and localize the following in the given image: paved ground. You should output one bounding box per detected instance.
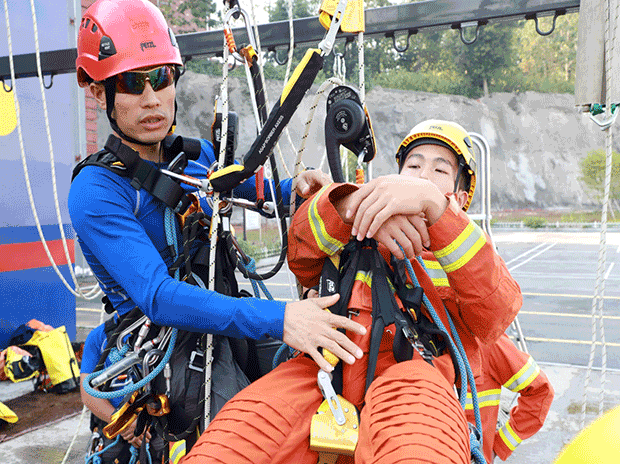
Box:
[2,229,619,463]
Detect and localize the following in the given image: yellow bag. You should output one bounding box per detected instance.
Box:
[3,345,41,382]
[0,400,18,424]
[319,0,365,33]
[25,326,80,393]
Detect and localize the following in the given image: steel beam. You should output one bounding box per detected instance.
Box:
[0,0,579,83]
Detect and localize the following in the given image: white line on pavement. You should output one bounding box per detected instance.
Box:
[508,242,557,272]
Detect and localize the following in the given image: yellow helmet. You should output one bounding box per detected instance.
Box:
[395,119,477,211]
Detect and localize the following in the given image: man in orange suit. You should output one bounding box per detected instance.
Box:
[465,334,554,463]
[185,119,522,464]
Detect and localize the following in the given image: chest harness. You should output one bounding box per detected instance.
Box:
[308,239,461,459]
[75,134,266,459]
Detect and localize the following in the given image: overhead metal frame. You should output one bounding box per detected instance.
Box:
[0,0,580,83]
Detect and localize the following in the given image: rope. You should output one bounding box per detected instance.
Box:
[83,329,177,400]
[2,0,101,300]
[357,31,369,181]
[85,436,121,464]
[395,244,484,459]
[290,77,343,214]
[238,256,273,299]
[581,0,619,429]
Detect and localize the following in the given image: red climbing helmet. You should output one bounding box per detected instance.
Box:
[76,0,183,86]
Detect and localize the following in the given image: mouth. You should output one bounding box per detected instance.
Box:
[139,115,166,128]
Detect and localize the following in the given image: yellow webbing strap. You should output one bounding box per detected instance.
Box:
[319,0,365,33]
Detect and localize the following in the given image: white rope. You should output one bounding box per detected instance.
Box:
[357,30,371,181]
[290,77,343,215]
[61,305,105,464]
[2,0,100,300]
[202,19,234,433]
[284,0,294,84]
[581,0,618,428]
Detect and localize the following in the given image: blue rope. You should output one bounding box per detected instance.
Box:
[85,435,121,464]
[128,445,139,464]
[165,208,181,281]
[394,244,484,458]
[238,256,273,300]
[415,256,484,445]
[272,341,296,370]
[83,328,178,400]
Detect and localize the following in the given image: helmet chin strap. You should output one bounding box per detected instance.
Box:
[103,77,177,148]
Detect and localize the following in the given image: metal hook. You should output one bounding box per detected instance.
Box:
[42,73,54,90]
[1,77,12,92]
[459,21,480,45]
[269,47,289,66]
[530,11,561,36]
[223,6,258,64]
[387,29,416,53]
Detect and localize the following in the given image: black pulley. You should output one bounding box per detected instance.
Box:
[324,85,376,183]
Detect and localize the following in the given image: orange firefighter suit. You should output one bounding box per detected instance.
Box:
[465,334,554,463]
[185,183,522,464]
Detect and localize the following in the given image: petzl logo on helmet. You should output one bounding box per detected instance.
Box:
[140,41,156,52]
[428,125,443,131]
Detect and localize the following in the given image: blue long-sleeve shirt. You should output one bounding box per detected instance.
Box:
[69,139,288,340]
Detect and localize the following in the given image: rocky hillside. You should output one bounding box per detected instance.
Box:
[100,71,619,212]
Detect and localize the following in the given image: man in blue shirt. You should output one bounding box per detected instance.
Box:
[70,0,365,381]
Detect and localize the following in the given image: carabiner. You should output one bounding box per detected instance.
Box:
[223,6,258,64]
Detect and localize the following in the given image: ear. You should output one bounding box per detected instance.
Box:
[454,189,469,209]
[88,82,107,111]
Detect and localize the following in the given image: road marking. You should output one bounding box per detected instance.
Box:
[522,291,620,300]
[604,262,615,280]
[519,336,620,348]
[508,242,557,272]
[504,242,548,266]
[518,310,620,320]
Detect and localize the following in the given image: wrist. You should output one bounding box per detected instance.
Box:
[334,194,354,224]
[424,188,449,225]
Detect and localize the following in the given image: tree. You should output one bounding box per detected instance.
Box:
[159,0,218,34]
[451,22,519,97]
[579,149,620,210]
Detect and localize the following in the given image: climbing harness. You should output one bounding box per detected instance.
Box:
[308,238,484,462]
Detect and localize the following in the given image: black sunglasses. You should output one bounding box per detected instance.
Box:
[115,65,176,95]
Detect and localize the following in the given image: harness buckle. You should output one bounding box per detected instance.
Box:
[188,349,205,372]
[317,369,346,426]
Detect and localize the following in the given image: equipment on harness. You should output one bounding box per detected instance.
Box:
[395,119,477,212]
[208,0,349,194]
[325,85,376,183]
[309,239,460,458]
[76,0,184,146]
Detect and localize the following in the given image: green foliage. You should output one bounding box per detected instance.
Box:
[579,149,620,202]
[160,0,218,33]
[523,217,547,228]
[177,2,581,98]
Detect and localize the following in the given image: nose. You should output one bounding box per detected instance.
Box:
[140,81,160,106]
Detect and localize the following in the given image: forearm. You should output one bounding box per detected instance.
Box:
[80,374,115,424]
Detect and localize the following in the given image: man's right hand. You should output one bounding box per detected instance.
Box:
[283,294,366,373]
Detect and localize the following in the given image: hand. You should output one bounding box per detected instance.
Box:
[344,175,447,240]
[283,294,366,372]
[295,169,332,199]
[373,214,429,260]
[119,419,142,448]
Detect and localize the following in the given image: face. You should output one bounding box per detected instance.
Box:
[400,143,469,207]
[90,65,176,148]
